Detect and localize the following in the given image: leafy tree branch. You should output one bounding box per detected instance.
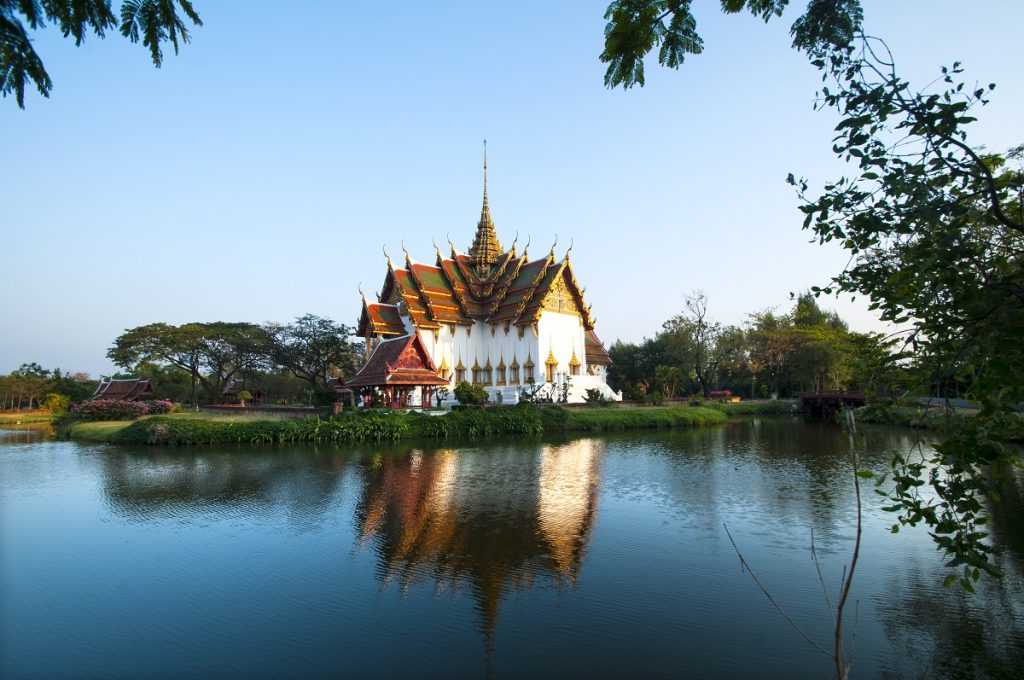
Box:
[1,0,202,107]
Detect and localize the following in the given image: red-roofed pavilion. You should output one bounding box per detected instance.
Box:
[345,332,448,408]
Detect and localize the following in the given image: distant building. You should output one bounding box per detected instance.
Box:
[91,377,154,401]
[221,379,264,405]
[356,151,617,405]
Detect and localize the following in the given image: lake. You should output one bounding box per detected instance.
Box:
[1,419,1021,679]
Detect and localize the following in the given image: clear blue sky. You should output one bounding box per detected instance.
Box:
[2,1,1022,377]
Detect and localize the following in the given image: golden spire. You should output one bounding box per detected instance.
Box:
[469,139,502,272]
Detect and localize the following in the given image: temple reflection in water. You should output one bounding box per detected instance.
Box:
[99,438,605,640]
[355,439,605,633]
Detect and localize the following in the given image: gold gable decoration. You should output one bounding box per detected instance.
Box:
[542,274,580,315]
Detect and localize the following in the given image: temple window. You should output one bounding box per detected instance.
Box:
[545,350,559,383]
[496,362,506,386]
[569,350,581,377]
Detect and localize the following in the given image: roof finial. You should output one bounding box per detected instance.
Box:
[401,239,411,263]
[523,235,531,258]
[383,245,391,263]
[565,238,574,260]
[469,139,502,271]
[550,234,558,259]
[358,283,366,300]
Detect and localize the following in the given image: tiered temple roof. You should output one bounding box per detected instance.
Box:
[358,183,598,337]
[359,245,599,336]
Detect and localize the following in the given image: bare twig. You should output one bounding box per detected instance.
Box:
[723,523,831,658]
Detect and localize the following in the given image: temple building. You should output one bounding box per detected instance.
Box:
[354,151,618,406]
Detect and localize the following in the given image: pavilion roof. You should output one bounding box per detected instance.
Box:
[346,332,449,388]
[91,377,154,401]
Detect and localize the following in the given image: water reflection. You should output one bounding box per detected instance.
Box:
[35,422,1018,678]
[354,439,604,639]
[0,423,54,441]
[97,439,606,643]
[100,448,347,519]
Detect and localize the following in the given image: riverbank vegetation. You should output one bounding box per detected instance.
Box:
[59,404,728,446]
[608,292,890,402]
[1,363,98,411]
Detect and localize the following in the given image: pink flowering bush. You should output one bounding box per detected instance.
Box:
[144,400,175,415]
[69,399,150,421]
[708,390,732,399]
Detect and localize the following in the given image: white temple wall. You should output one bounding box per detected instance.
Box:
[537,311,587,380]
[419,323,540,391]
[379,310,618,406]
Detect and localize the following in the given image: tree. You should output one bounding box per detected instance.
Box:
[47,368,99,402]
[600,0,863,89]
[653,365,680,398]
[1,0,203,108]
[601,0,1021,588]
[108,321,270,403]
[266,314,362,392]
[788,34,1023,588]
[607,336,668,396]
[788,294,853,393]
[747,308,798,398]
[108,322,204,402]
[8,363,49,409]
[661,291,729,396]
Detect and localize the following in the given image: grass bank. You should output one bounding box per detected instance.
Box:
[64,405,728,446]
[705,400,797,416]
[67,420,135,442]
[0,411,55,424]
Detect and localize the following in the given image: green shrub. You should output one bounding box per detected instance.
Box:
[453,381,488,406]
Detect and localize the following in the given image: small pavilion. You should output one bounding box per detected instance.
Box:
[345,332,449,408]
[91,377,154,401]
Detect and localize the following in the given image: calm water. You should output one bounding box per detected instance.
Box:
[1,420,1021,679]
